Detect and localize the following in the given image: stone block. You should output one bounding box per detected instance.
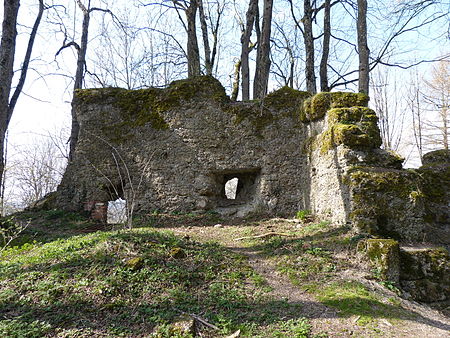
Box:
[366,239,400,284]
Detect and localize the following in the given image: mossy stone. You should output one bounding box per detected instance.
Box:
[416,166,450,204]
[170,247,187,259]
[399,247,450,302]
[125,257,144,270]
[360,150,404,169]
[345,168,425,240]
[421,149,450,166]
[74,76,229,142]
[366,239,400,283]
[264,86,311,111]
[302,92,369,122]
[319,107,382,153]
[399,247,449,282]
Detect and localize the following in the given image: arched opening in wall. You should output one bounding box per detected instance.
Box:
[225,177,239,199]
[214,169,260,208]
[107,198,127,224]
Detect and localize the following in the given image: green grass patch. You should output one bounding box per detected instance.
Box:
[0,225,315,337]
[307,281,407,325]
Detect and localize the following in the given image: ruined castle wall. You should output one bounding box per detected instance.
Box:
[56,77,320,218]
[55,76,449,248]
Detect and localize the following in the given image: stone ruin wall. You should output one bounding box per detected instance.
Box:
[55,76,448,245]
[54,76,449,302]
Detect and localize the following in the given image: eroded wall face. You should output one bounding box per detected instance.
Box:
[56,78,317,218]
[55,76,449,250]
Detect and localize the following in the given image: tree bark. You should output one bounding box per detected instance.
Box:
[357,0,369,94]
[320,0,331,92]
[0,0,20,202]
[186,0,201,77]
[69,2,91,162]
[0,0,43,200]
[253,0,273,99]
[231,59,241,101]
[303,0,316,94]
[241,0,258,101]
[198,0,212,75]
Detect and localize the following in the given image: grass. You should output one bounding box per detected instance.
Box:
[307,281,408,326]
[0,211,315,337]
[1,210,437,337]
[232,218,413,328]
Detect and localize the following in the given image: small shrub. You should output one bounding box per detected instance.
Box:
[0,216,30,251]
[296,210,312,221]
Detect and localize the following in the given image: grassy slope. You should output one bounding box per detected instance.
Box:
[0,211,311,337]
[1,211,447,337]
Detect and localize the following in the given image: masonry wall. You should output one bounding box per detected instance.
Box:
[55,76,449,249]
[56,77,321,218]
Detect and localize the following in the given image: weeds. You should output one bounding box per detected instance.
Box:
[0,216,30,252]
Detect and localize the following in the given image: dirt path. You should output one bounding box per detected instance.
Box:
[165,219,450,337]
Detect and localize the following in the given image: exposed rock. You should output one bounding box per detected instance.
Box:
[125,257,144,270]
[399,247,450,302]
[365,239,400,284]
[170,247,187,259]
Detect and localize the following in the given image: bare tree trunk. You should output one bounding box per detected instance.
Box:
[357,0,369,94]
[0,0,43,199]
[231,59,241,101]
[253,0,273,99]
[0,0,20,194]
[186,0,201,77]
[69,3,91,162]
[303,0,316,94]
[320,0,331,92]
[198,0,212,75]
[241,0,258,101]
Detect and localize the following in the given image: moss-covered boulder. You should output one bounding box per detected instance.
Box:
[301,92,369,122]
[345,168,424,240]
[264,86,311,111]
[422,149,450,166]
[319,107,382,153]
[399,247,449,302]
[366,239,400,283]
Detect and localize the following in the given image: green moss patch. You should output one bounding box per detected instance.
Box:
[301,92,369,122]
[308,280,407,325]
[319,107,381,153]
[264,86,311,111]
[365,239,400,283]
